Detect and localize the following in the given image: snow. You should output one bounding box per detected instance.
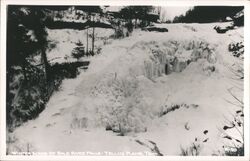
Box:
[45,28,114,64]
[9,22,244,156]
[234,9,244,19]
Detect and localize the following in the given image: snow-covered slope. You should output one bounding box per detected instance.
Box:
[8,23,244,156]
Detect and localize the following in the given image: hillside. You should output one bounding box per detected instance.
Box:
[7,22,244,156]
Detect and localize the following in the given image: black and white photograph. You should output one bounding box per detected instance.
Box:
[0,0,249,160]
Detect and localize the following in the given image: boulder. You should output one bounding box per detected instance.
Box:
[214,26,228,34]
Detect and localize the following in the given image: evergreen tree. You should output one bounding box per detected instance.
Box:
[173,6,243,23]
[75,6,103,53]
[7,6,50,81]
[7,6,50,129]
[119,6,154,28]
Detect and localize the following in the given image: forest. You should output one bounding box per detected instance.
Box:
[173,6,244,25]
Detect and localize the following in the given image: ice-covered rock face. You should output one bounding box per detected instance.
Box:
[86,39,218,135]
[132,40,217,80]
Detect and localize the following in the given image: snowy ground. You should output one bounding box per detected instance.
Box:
[8,22,244,156]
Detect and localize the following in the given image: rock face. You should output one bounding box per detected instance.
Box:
[172,57,188,73]
[143,40,216,79]
[165,63,173,75]
[191,48,202,61]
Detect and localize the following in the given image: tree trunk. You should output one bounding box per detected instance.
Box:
[92,27,95,53]
[41,49,50,82]
[86,28,88,53]
[22,63,27,82]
